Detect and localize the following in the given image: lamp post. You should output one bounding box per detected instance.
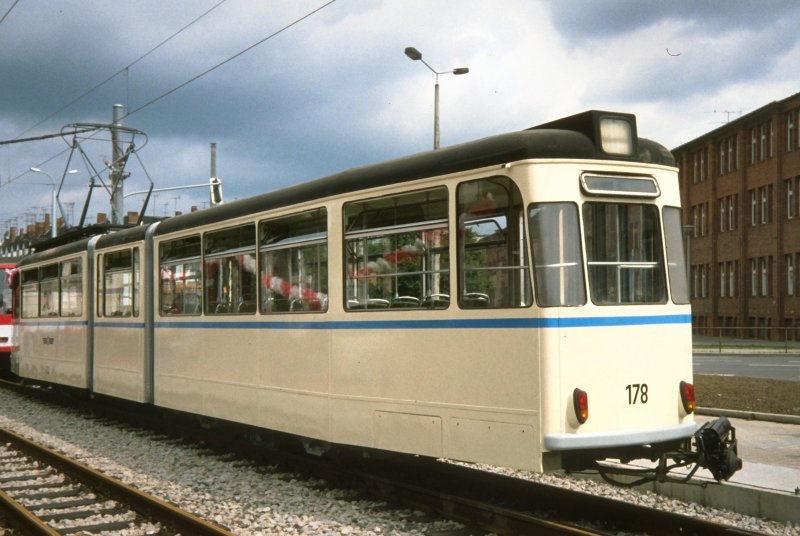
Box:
[404,46,469,150]
[30,167,78,238]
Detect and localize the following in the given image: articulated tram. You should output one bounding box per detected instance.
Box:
[11,110,740,481]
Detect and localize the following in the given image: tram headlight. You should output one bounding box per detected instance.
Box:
[599,117,634,156]
[680,381,695,414]
[573,388,589,424]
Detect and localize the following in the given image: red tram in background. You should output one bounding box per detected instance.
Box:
[0,261,16,370]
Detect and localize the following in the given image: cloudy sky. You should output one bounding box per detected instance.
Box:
[1,0,799,235]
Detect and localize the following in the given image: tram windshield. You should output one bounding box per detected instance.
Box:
[583,203,666,304]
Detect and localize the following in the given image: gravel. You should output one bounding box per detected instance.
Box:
[0,388,798,535]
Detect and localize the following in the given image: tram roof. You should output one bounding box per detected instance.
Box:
[155,110,675,236]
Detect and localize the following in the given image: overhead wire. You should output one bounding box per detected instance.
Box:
[1,0,229,188]
[125,0,337,120]
[0,0,20,28]
[1,0,337,211]
[12,0,230,141]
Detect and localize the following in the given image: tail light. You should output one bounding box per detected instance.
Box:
[680,381,695,414]
[573,388,588,424]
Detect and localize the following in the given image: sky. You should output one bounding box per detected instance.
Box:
[1,0,799,237]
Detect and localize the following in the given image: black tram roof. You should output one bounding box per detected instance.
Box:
[155,110,674,236]
[95,224,150,250]
[16,235,96,268]
[15,110,675,257]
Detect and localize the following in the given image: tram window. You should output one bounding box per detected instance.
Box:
[38,264,59,317]
[260,208,328,314]
[529,203,586,307]
[204,224,257,315]
[663,206,690,304]
[103,249,135,317]
[583,203,666,304]
[60,259,82,317]
[160,235,202,316]
[457,177,531,308]
[21,269,38,319]
[344,188,449,311]
[0,268,10,315]
[133,248,140,316]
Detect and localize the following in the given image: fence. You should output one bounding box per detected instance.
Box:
[693,327,800,353]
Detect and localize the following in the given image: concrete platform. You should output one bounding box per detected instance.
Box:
[577,413,800,524]
[649,414,799,523]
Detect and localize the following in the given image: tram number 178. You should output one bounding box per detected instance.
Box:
[626,383,649,404]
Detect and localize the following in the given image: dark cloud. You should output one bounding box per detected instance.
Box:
[546,0,800,39]
[1,0,798,233]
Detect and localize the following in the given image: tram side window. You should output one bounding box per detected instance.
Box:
[103,249,137,317]
[260,208,328,313]
[21,269,39,319]
[60,259,83,317]
[583,203,666,304]
[160,235,202,316]
[205,224,257,315]
[529,203,586,307]
[39,264,60,317]
[663,206,690,305]
[344,187,449,310]
[457,177,531,308]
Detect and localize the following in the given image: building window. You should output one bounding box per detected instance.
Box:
[728,261,736,297]
[693,266,698,299]
[761,257,769,296]
[701,264,707,298]
[769,120,774,158]
[789,112,795,152]
[728,137,735,172]
[789,179,795,220]
[728,195,736,230]
[700,150,706,182]
[761,187,768,224]
[760,124,767,161]
[693,206,699,236]
[751,259,757,297]
[720,262,727,297]
[719,199,726,232]
[719,142,725,175]
[788,255,795,296]
[700,204,706,236]
[751,128,757,164]
[750,190,757,226]
[692,153,699,183]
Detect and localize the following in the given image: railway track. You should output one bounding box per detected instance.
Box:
[0,378,775,535]
[329,454,765,536]
[0,426,232,535]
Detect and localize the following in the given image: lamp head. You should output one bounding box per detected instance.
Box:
[404,47,422,61]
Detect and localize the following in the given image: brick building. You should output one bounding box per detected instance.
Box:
[673,91,800,339]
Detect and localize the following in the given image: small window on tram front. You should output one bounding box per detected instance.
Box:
[583,202,667,305]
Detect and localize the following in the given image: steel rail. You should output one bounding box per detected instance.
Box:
[0,426,233,535]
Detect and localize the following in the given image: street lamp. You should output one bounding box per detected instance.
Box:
[404,46,469,150]
[30,167,78,238]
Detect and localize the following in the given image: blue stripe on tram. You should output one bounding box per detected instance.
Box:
[154,314,692,331]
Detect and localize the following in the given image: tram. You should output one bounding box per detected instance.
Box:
[0,260,16,370]
[11,110,741,481]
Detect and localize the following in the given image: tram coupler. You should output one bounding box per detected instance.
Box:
[692,416,742,481]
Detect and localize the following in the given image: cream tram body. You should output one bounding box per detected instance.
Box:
[12,110,695,472]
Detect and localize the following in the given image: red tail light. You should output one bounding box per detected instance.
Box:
[680,381,695,414]
[573,388,588,424]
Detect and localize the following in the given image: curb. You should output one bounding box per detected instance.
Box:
[696,407,800,425]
